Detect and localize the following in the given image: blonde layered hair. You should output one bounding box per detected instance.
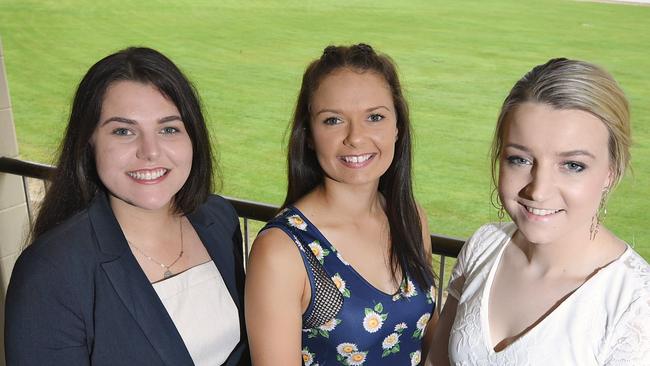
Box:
[490,58,631,191]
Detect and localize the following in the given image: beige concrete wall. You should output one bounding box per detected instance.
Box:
[0,36,30,365]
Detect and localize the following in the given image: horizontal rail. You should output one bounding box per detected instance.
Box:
[0,156,464,257]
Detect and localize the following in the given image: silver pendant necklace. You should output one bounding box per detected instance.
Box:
[127,218,184,279]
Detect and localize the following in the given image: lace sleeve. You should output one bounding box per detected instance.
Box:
[603,297,650,365]
[446,227,481,300]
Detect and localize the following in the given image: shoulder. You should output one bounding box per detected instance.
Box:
[250,227,301,263]
[463,222,514,256]
[456,222,514,270]
[609,248,650,304]
[18,208,97,274]
[8,210,95,311]
[196,194,239,226]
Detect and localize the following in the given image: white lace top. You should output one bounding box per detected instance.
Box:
[153,261,240,366]
[447,223,650,365]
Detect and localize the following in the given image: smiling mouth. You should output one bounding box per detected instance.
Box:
[127,168,169,181]
[339,153,375,164]
[523,204,563,216]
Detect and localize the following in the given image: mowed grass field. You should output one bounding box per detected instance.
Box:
[1,0,648,260]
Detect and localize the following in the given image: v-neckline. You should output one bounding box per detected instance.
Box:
[288,206,402,298]
[480,227,630,354]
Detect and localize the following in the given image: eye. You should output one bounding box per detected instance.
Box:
[505,155,531,166]
[368,113,384,122]
[323,117,342,126]
[160,126,181,135]
[563,161,586,172]
[111,128,133,136]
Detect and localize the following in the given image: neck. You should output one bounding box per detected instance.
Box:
[109,194,181,246]
[512,223,623,279]
[314,178,384,218]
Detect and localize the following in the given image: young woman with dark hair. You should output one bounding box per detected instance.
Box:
[5,47,250,366]
[245,44,437,366]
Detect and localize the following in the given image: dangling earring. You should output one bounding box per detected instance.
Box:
[590,187,609,240]
[490,187,506,224]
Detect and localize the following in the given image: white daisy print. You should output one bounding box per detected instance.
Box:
[363,311,384,333]
[287,215,307,230]
[394,322,408,332]
[410,350,421,366]
[416,313,431,330]
[402,279,418,298]
[412,312,431,339]
[331,273,351,297]
[347,351,367,365]
[302,347,315,366]
[382,332,400,350]
[318,318,339,332]
[336,342,357,356]
[308,241,329,263]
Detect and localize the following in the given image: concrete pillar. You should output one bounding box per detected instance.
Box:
[0,37,30,364]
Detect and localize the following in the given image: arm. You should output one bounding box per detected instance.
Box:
[5,250,90,365]
[424,222,475,366]
[416,204,436,360]
[245,228,307,366]
[426,295,459,366]
[603,296,650,365]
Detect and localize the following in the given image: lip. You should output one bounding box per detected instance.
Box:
[519,202,564,221]
[126,168,169,184]
[338,153,376,168]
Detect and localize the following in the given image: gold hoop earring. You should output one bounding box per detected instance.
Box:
[490,187,506,224]
[590,187,609,241]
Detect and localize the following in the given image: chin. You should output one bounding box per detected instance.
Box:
[110,192,175,212]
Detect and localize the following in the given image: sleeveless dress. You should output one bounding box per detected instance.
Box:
[262,206,436,366]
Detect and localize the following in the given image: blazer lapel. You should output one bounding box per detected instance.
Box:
[89,194,194,366]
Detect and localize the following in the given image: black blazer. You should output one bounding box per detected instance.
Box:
[5,193,250,366]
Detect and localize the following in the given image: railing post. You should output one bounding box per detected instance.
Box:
[437,255,445,309]
[243,217,250,269]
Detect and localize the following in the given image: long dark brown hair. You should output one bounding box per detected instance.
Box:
[283,43,434,290]
[33,47,215,239]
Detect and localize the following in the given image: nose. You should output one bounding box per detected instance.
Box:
[343,120,364,148]
[522,163,554,202]
[135,133,160,161]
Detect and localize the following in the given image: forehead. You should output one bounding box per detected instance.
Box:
[311,68,393,110]
[101,80,178,114]
[504,102,609,154]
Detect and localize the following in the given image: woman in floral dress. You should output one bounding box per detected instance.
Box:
[245,44,437,365]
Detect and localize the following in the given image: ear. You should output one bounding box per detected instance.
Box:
[603,168,615,191]
[394,124,399,142]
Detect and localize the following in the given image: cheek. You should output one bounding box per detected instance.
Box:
[565,179,604,213]
[497,165,518,198]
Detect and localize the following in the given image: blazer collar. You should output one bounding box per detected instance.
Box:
[88,193,194,366]
[88,193,245,365]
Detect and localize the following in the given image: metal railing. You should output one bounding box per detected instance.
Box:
[0,156,463,306]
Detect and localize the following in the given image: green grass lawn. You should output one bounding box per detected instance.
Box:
[1,0,648,261]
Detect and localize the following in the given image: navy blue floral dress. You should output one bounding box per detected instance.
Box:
[262,207,436,366]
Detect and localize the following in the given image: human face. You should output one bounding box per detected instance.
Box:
[498,102,612,245]
[91,81,193,212]
[309,68,398,188]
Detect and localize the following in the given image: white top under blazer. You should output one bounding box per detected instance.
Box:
[153,260,240,366]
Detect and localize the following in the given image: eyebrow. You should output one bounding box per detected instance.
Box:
[314,105,391,116]
[100,115,182,126]
[504,143,596,159]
